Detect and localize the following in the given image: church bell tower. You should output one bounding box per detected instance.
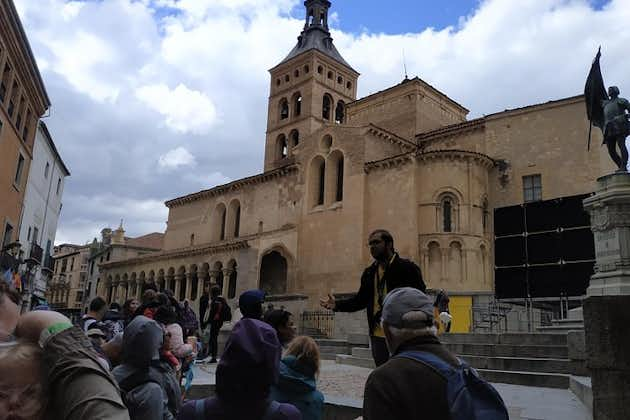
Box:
[263,0,359,171]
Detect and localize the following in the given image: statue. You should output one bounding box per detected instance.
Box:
[585,49,630,172]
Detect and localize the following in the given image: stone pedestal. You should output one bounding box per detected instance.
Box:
[583,172,630,420]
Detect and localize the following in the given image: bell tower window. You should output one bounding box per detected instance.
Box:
[335,100,345,124]
[292,92,302,117]
[322,94,332,120]
[279,98,289,120]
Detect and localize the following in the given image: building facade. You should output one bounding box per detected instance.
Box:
[0,0,50,249]
[97,0,613,334]
[17,121,70,309]
[49,244,90,320]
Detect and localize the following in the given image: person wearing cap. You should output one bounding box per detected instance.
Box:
[362,287,459,420]
[239,289,266,320]
[320,229,425,366]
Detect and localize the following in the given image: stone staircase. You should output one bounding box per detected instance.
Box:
[537,307,584,334]
[316,334,369,360]
[335,332,587,389]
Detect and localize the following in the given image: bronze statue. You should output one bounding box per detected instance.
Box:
[585,49,630,171]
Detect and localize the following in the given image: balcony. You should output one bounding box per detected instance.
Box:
[27,242,43,265]
[42,255,54,275]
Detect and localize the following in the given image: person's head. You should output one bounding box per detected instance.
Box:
[123,299,140,317]
[284,335,320,378]
[156,292,170,307]
[154,305,178,326]
[203,284,210,295]
[239,289,266,320]
[381,287,436,354]
[263,309,295,346]
[88,297,108,320]
[368,229,395,261]
[0,341,46,419]
[87,328,106,347]
[216,318,281,401]
[121,316,164,367]
[109,302,121,312]
[609,85,620,98]
[210,285,221,299]
[141,289,157,305]
[0,282,21,342]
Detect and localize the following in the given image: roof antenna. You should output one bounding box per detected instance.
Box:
[402,49,409,80]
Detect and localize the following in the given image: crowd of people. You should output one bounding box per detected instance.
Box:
[0,229,507,420]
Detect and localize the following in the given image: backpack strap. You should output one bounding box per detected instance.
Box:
[194,399,205,420]
[394,350,460,380]
[262,400,281,420]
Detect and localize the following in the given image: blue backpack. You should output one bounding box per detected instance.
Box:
[395,350,509,420]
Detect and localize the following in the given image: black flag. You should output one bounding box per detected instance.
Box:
[584,48,607,149]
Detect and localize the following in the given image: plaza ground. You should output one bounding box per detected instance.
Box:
[191,359,592,420]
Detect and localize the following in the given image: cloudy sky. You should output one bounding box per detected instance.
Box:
[12,0,630,245]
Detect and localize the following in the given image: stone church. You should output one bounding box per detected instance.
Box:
[98,0,612,333]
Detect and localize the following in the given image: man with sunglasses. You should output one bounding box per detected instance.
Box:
[320,229,426,366]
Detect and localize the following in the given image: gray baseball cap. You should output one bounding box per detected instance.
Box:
[382,287,434,328]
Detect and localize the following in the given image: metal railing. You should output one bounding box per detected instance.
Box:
[301,310,335,338]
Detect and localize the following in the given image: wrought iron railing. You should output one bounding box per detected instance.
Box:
[300,310,335,338]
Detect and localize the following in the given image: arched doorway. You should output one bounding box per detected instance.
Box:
[260,251,288,295]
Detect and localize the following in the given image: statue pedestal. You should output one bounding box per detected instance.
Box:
[582,172,630,420]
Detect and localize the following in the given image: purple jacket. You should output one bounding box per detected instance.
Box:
[178,318,301,420]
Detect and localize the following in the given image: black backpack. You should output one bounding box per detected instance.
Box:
[220,300,232,322]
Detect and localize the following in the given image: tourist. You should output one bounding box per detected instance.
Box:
[239,289,266,320]
[181,300,199,338]
[79,296,108,332]
[202,285,230,363]
[264,308,296,347]
[270,336,324,420]
[113,315,181,420]
[122,298,140,325]
[134,289,160,319]
[0,341,46,419]
[362,287,507,419]
[177,318,301,419]
[320,229,426,366]
[15,310,130,419]
[86,327,110,366]
[433,289,451,333]
[101,301,126,340]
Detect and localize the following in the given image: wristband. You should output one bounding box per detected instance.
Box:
[38,322,73,348]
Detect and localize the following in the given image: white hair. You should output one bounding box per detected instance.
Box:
[382,311,437,354]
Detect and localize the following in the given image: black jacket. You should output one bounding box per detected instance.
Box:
[199,294,210,327]
[363,335,458,420]
[335,254,426,335]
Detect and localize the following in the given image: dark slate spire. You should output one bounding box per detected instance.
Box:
[277,0,353,70]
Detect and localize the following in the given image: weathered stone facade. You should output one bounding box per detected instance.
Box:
[97,1,614,332]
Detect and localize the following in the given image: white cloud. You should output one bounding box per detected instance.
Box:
[158,146,196,169]
[11,0,630,245]
[136,83,218,134]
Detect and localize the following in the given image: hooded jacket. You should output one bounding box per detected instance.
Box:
[178,318,301,420]
[270,356,324,420]
[113,316,181,420]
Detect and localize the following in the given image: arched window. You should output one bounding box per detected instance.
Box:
[335,100,345,124]
[290,129,299,147]
[327,71,333,80]
[482,199,489,233]
[292,92,302,117]
[443,199,453,232]
[228,199,241,238]
[438,193,458,233]
[326,150,344,203]
[260,251,288,295]
[277,134,288,159]
[322,94,332,120]
[279,98,289,120]
[310,156,326,207]
[214,203,227,241]
[336,155,344,201]
[190,234,195,246]
[234,205,240,237]
[228,260,237,299]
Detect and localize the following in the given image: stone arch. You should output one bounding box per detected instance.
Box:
[309,155,326,208]
[177,266,187,301]
[227,199,241,239]
[155,269,164,291]
[213,203,227,241]
[448,241,463,284]
[326,150,344,203]
[130,272,137,299]
[289,129,299,148]
[435,190,462,233]
[227,259,238,299]
[200,262,210,292]
[279,97,289,120]
[121,273,129,302]
[189,264,199,301]
[292,91,302,117]
[259,246,293,295]
[427,241,442,285]
[322,93,333,120]
[211,261,224,292]
[167,267,176,292]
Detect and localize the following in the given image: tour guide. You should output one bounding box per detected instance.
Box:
[320,229,426,366]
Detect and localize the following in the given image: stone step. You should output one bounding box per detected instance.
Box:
[476,369,570,389]
[320,345,350,355]
[440,333,567,346]
[320,352,340,361]
[336,354,376,369]
[352,347,373,359]
[460,354,580,375]
[551,319,584,327]
[537,325,584,334]
[444,342,568,359]
[315,338,352,347]
[569,376,592,411]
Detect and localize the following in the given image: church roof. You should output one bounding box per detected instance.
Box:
[276,26,356,72]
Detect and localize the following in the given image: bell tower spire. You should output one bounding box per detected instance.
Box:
[304,0,331,31]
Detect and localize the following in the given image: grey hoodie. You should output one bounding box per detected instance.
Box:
[113,316,181,420]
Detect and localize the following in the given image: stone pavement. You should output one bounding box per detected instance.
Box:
[192,360,592,420]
